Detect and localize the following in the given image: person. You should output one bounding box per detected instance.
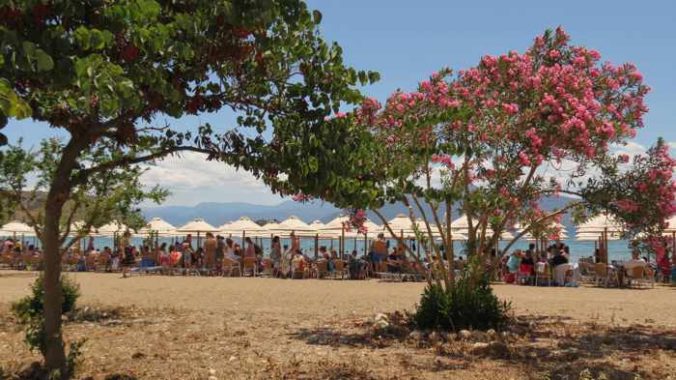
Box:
[224,238,238,261]
[624,249,647,271]
[244,237,256,258]
[215,235,225,274]
[387,247,400,273]
[270,236,282,276]
[593,248,602,264]
[369,233,388,265]
[157,243,169,267]
[203,232,217,269]
[181,238,193,269]
[505,250,522,281]
[521,249,535,266]
[549,248,569,267]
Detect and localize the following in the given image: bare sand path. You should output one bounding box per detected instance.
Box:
[1,272,674,379]
[1,272,673,326]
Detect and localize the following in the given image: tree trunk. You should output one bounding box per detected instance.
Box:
[41,136,85,378]
[42,197,67,377]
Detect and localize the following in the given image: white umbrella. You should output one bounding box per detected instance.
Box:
[0,221,35,236]
[576,231,622,241]
[137,217,177,236]
[576,213,623,234]
[662,215,676,233]
[516,222,569,241]
[95,221,129,236]
[219,216,267,237]
[270,215,315,236]
[176,218,219,234]
[68,221,96,237]
[451,215,513,240]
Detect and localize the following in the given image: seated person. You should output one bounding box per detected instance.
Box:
[506,250,522,274]
[521,250,535,266]
[387,248,400,273]
[549,249,569,267]
[624,249,647,271]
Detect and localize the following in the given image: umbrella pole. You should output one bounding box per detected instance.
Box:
[314,234,318,259]
[364,233,368,257]
[341,229,345,260]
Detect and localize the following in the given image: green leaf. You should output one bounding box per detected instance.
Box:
[312,10,322,24]
[35,49,54,72]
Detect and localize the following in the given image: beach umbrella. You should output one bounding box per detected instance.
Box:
[270,215,315,236]
[137,217,177,236]
[219,216,267,237]
[66,221,97,237]
[0,221,36,236]
[451,215,513,240]
[176,218,218,234]
[515,222,569,241]
[96,221,130,236]
[176,218,218,247]
[576,213,622,233]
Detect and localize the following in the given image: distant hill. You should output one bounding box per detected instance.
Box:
[142,195,577,231]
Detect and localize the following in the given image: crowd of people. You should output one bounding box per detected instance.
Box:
[2,232,675,285]
[500,242,675,287]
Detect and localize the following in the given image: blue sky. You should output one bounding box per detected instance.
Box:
[4,0,675,205]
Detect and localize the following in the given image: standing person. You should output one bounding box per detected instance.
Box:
[270,236,282,276]
[244,237,256,258]
[370,233,388,267]
[215,235,225,274]
[181,238,193,271]
[203,232,217,270]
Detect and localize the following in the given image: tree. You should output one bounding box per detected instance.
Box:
[0,1,377,376]
[284,28,674,328]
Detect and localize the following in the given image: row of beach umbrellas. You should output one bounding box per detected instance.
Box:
[3,213,676,241]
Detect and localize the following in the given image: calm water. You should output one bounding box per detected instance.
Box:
[7,235,632,262]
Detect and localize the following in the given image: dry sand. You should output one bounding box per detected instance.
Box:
[0,272,674,379]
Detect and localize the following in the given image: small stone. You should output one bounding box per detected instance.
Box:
[486,329,497,339]
[373,313,389,322]
[208,369,216,375]
[409,330,422,341]
[428,331,440,344]
[373,320,389,330]
[458,330,472,340]
[228,356,236,362]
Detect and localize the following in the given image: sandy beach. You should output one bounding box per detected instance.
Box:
[1,272,674,379]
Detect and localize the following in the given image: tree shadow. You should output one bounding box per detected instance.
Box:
[289,314,675,379]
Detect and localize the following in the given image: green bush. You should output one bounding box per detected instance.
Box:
[11,274,80,354]
[414,275,510,331]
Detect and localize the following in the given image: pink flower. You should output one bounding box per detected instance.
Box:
[518,151,531,166]
[548,49,561,59]
[502,103,519,115]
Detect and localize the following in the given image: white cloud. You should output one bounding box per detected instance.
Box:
[669,141,676,151]
[141,152,284,206]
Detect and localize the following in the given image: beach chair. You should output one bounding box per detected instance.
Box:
[625,266,654,289]
[222,259,241,277]
[242,257,258,277]
[314,260,329,279]
[85,254,98,271]
[593,263,619,287]
[535,262,552,286]
[578,262,596,284]
[333,260,348,280]
[260,258,274,277]
[516,264,534,285]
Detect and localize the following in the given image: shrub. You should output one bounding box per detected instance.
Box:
[414,275,510,331]
[11,274,80,354]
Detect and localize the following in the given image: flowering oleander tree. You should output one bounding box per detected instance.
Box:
[324,28,673,292]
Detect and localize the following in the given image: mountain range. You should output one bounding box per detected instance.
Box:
[142,195,576,230]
